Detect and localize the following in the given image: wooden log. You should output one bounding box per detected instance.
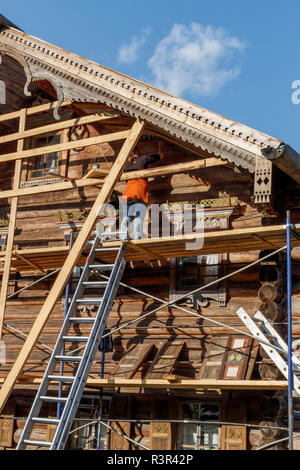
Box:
[248,428,262,448]
[259,266,282,284]
[258,283,283,303]
[258,362,283,380]
[260,397,287,420]
[260,421,286,441]
[259,302,285,322]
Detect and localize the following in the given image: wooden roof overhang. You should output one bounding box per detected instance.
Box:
[0,21,288,177]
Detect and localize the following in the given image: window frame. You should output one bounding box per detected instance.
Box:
[176,400,221,451]
[21,129,68,185]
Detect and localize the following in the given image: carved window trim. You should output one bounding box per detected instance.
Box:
[169,254,227,307]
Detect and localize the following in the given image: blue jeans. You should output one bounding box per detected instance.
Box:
[120,201,147,240]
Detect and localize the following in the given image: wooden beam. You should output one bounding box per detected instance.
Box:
[0,376,287,391]
[0,119,145,414]
[0,129,131,164]
[0,108,26,339]
[85,378,288,391]
[85,157,228,180]
[0,112,120,145]
[0,178,103,200]
[127,241,169,264]
[0,100,71,123]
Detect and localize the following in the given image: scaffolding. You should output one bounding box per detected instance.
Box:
[0,101,299,450]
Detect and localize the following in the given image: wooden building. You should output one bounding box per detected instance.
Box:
[0,13,300,450]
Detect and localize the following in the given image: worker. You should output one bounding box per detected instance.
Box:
[120,140,165,239]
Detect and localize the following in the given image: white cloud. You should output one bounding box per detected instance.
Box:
[118,27,151,64]
[147,23,246,97]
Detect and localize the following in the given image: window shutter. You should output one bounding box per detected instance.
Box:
[221,425,247,450]
[0,400,15,448]
[221,399,247,450]
[219,336,253,380]
[150,398,172,450]
[107,395,132,450]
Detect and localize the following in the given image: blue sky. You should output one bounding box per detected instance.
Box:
[2,1,300,149]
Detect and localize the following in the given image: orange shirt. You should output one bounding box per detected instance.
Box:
[122,178,149,204]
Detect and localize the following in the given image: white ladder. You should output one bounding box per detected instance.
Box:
[237,307,300,396]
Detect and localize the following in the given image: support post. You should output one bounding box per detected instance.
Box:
[0,108,26,338]
[0,119,144,413]
[286,210,294,449]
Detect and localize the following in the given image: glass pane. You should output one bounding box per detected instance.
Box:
[182,424,198,447]
[30,170,43,178]
[46,152,59,169]
[199,403,220,421]
[35,155,45,170]
[48,134,60,145]
[36,137,47,148]
[199,424,219,449]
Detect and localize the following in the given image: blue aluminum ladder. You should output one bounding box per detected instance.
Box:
[17,233,126,450]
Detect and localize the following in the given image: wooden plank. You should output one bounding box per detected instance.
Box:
[219,336,253,380]
[0,129,131,163]
[0,100,71,123]
[0,119,145,414]
[86,158,228,180]
[0,177,103,200]
[0,108,26,339]
[0,112,119,145]
[111,343,155,379]
[0,376,289,390]
[245,340,260,380]
[127,241,169,264]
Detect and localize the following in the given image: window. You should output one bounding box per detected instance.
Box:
[177,402,220,450]
[170,254,226,307]
[27,133,60,180]
[70,398,110,450]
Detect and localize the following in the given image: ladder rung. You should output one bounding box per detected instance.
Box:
[62,336,89,342]
[32,417,60,425]
[55,355,82,362]
[89,264,114,270]
[24,439,52,447]
[48,375,75,382]
[69,317,95,323]
[40,396,68,402]
[76,299,103,304]
[83,282,108,287]
[95,247,119,252]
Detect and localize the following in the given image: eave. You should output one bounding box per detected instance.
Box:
[0,24,286,175]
